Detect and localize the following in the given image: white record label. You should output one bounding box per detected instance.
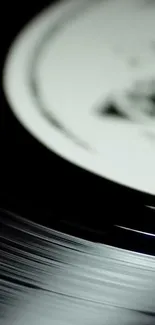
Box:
[3,0,155,195]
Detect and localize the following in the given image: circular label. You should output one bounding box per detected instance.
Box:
[3,0,155,195]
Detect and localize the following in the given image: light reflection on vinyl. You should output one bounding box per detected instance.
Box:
[3,0,155,195]
[0,209,155,325]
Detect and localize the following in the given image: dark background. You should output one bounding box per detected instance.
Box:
[0,1,155,245]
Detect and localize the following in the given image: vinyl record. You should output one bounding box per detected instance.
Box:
[1,2,155,323]
[0,208,155,325]
[1,0,155,248]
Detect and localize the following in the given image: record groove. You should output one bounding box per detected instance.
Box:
[0,209,155,324]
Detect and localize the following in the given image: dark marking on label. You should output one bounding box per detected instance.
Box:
[97,101,128,119]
